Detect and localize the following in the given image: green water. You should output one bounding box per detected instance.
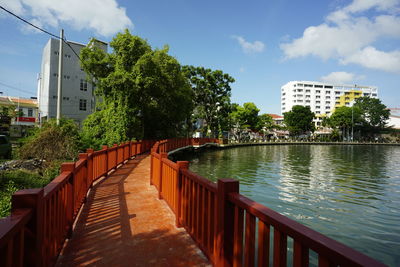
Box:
[174,145,400,266]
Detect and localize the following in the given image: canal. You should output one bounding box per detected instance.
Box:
[174,145,400,266]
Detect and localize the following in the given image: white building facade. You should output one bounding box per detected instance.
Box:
[37,38,107,126]
[281,81,378,126]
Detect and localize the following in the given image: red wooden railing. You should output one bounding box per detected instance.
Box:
[150,139,387,267]
[0,140,155,267]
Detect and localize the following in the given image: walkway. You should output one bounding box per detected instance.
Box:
[56,154,210,267]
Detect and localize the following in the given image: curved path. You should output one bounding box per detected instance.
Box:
[56,154,210,266]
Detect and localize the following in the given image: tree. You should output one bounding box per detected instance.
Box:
[80,30,193,145]
[182,66,234,137]
[354,97,390,131]
[230,102,260,131]
[283,105,315,136]
[324,106,362,140]
[257,113,274,132]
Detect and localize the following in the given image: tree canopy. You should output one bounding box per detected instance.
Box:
[182,65,234,137]
[80,30,193,145]
[283,105,315,135]
[354,97,390,130]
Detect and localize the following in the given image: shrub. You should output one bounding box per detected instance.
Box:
[0,170,51,218]
[19,119,82,161]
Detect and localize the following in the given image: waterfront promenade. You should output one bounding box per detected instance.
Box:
[56,154,210,266]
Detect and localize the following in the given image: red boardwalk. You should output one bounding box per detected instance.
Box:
[57,154,210,266]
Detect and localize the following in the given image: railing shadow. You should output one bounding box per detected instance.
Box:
[57,154,210,266]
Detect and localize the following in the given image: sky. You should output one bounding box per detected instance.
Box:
[0,0,399,115]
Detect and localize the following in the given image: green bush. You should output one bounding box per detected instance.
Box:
[0,170,51,218]
[0,181,17,218]
[19,118,82,161]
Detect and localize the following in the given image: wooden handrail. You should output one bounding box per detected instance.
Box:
[150,138,388,266]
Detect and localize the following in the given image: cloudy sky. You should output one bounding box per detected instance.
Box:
[0,0,399,114]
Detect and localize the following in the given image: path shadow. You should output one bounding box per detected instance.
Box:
[56,154,210,267]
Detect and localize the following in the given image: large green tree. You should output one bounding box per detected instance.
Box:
[323,106,362,140]
[354,97,390,131]
[230,102,260,131]
[80,30,193,146]
[283,105,315,136]
[182,66,234,137]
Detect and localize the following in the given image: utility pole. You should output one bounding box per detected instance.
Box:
[56,29,64,125]
[351,104,354,142]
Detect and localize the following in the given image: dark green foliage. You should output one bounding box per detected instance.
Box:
[19,119,81,161]
[284,105,315,136]
[183,65,234,137]
[81,30,193,144]
[230,102,260,131]
[354,97,390,130]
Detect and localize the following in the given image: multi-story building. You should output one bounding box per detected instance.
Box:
[281,81,378,126]
[37,38,107,126]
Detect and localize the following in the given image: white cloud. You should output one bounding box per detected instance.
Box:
[280,0,400,73]
[233,35,265,53]
[0,0,133,37]
[320,71,365,84]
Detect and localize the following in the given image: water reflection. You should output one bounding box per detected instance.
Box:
[173,145,400,266]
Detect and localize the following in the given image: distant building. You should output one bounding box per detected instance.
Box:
[281,81,378,126]
[388,116,400,129]
[267,114,284,126]
[0,96,38,126]
[37,38,107,126]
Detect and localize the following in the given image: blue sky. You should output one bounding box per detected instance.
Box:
[0,0,399,114]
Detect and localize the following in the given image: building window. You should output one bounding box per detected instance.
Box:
[372,93,377,97]
[335,91,341,95]
[326,90,331,94]
[345,97,350,100]
[282,92,286,96]
[297,84,303,87]
[316,101,320,104]
[315,85,323,88]
[324,85,333,89]
[80,79,88,91]
[28,108,33,117]
[306,90,310,93]
[79,99,87,111]
[326,106,330,110]
[316,106,320,109]
[53,95,57,99]
[63,97,70,100]
[336,101,340,105]
[19,108,23,116]
[326,96,331,99]
[326,101,331,104]
[306,100,310,103]
[316,111,320,114]
[297,89,303,92]
[316,96,320,99]
[316,90,321,93]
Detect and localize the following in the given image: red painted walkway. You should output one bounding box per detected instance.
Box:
[56,154,210,266]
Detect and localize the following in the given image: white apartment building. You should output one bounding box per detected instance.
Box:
[281,81,378,126]
[37,38,107,126]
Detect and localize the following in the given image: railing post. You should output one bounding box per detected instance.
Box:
[102,145,108,175]
[86,149,94,187]
[11,188,44,267]
[159,152,168,199]
[114,144,118,168]
[61,162,75,238]
[216,179,239,267]
[129,141,133,158]
[79,153,89,203]
[176,161,189,227]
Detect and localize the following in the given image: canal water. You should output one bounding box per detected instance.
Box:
[174,145,400,266]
